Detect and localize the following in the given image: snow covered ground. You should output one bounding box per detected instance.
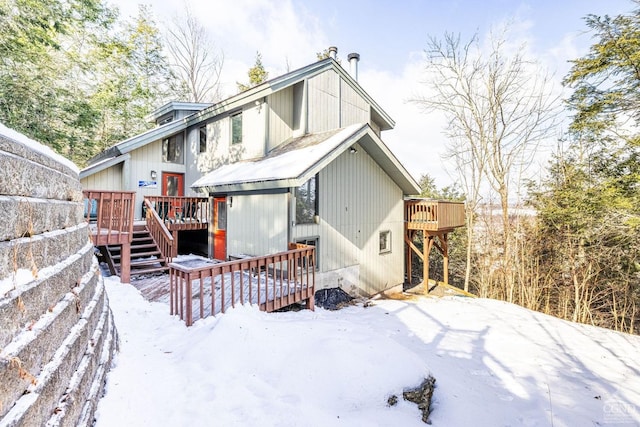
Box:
[95,275,640,426]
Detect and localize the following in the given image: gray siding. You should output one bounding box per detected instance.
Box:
[293,142,404,296]
[227,192,289,257]
[187,103,266,192]
[340,79,369,127]
[307,70,339,133]
[130,138,185,219]
[267,86,293,151]
[80,163,123,191]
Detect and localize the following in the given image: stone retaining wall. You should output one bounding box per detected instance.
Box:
[0,124,117,427]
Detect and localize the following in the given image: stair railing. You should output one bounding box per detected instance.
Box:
[144,198,176,262]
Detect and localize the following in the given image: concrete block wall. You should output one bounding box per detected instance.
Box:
[0,125,117,427]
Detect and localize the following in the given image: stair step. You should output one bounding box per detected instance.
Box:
[130,266,169,276]
[111,250,161,261]
[132,236,153,242]
[131,258,166,267]
[130,243,159,250]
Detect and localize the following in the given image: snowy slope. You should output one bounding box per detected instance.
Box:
[95,277,640,426]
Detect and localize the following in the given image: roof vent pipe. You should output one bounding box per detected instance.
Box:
[328,46,338,60]
[348,52,360,81]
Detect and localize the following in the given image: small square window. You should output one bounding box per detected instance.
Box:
[199,125,207,153]
[379,230,391,254]
[231,112,242,144]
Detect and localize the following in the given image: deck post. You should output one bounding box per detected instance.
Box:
[423,234,434,294]
[405,230,412,287]
[443,233,449,285]
[120,242,131,283]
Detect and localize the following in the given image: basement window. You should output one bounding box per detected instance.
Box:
[379,230,391,254]
[296,237,319,270]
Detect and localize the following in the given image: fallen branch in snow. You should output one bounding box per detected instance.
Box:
[388,375,436,424]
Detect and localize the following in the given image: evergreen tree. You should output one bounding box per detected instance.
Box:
[237,52,269,92]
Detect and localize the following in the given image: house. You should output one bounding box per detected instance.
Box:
[81,53,428,297]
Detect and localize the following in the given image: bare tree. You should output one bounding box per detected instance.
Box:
[413,27,559,293]
[165,4,224,103]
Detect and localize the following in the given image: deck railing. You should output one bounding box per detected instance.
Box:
[83,190,135,246]
[169,244,316,326]
[144,196,209,229]
[405,199,465,231]
[143,198,176,261]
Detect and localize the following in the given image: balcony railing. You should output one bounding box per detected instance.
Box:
[405,199,465,231]
[169,243,316,326]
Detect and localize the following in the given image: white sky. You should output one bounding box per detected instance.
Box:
[106,0,634,188]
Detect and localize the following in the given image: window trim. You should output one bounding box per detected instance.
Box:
[295,236,319,270]
[231,111,242,145]
[379,230,392,254]
[295,175,318,225]
[162,134,184,164]
[199,125,207,153]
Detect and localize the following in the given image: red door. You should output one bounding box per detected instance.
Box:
[162,173,184,218]
[213,197,227,260]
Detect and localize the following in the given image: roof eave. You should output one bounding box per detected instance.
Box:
[80,153,130,180]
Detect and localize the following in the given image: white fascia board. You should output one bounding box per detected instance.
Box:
[359,131,421,195]
[115,121,186,155]
[79,153,131,180]
[195,178,298,195]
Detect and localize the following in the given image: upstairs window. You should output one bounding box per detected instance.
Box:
[295,175,318,224]
[162,133,184,164]
[199,125,207,153]
[231,111,242,144]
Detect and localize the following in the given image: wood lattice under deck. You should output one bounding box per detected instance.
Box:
[404,199,465,293]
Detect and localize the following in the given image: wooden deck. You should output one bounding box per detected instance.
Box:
[404,199,465,291]
[170,244,316,326]
[125,245,316,326]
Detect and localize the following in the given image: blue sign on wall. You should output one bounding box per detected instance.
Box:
[138,180,158,188]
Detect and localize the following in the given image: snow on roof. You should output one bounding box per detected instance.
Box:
[192,123,365,189]
[0,122,79,173]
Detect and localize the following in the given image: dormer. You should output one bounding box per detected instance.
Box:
[146,101,212,127]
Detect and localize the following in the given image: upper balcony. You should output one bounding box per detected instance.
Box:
[405,199,465,232]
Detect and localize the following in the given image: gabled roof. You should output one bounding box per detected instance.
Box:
[82,57,394,172]
[191,123,419,195]
[187,58,395,131]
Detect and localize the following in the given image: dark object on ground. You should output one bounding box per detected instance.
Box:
[314,288,353,310]
[403,375,436,424]
[387,394,398,406]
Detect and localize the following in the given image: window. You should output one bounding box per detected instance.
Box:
[216,200,227,230]
[379,230,391,254]
[295,175,318,224]
[162,134,184,164]
[199,125,207,153]
[296,237,319,269]
[231,111,242,144]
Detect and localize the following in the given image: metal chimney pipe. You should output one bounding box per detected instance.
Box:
[328,46,338,60]
[348,52,360,80]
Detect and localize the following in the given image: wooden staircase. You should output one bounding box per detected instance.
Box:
[101,224,169,277]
